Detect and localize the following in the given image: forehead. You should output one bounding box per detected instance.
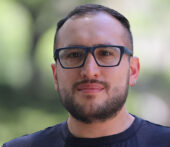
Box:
[57,12,127,48]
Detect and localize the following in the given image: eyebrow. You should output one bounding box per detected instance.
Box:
[63,43,116,48]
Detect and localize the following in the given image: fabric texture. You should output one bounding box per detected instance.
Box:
[3,116,170,147]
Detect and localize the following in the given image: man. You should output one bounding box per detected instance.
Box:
[3,4,170,147]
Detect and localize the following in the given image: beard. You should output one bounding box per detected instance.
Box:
[58,76,129,124]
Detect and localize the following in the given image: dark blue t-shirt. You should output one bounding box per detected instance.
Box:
[3,116,170,147]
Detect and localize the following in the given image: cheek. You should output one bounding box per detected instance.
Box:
[57,68,80,88]
[102,64,129,87]
[102,67,120,81]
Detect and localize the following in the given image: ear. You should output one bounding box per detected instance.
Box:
[51,63,58,91]
[129,57,140,87]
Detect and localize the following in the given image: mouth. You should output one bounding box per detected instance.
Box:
[77,83,104,94]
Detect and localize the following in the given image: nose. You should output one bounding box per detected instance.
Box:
[80,53,100,79]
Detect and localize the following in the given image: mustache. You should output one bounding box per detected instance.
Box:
[72,79,109,92]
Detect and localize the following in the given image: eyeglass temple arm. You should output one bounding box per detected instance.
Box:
[124,47,133,56]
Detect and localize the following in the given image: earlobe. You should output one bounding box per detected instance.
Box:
[51,63,58,90]
[129,57,140,87]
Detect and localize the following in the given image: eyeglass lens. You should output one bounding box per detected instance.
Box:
[59,47,121,68]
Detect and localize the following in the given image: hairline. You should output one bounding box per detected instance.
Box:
[54,7,133,53]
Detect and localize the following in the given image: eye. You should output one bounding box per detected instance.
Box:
[67,52,82,58]
[100,51,112,56]
[95,47,120,58]
[59,48,85,60]
[98,49,114,57]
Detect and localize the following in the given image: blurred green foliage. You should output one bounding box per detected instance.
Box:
[0,0,170,146]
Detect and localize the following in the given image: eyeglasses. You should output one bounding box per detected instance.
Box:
[54,44,133,69]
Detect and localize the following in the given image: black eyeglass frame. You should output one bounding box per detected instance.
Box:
[54,44,133,69]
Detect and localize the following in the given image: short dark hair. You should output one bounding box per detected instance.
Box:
[54,4,133,51]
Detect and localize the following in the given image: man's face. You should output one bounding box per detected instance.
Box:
[52,12,139,123]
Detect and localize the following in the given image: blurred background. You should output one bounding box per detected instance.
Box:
[0,0,170,145]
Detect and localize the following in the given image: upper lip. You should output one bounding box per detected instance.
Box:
[77,83,104,91]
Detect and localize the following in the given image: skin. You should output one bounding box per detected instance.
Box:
[51,12,140,138]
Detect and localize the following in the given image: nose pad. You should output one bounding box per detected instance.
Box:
[80,53,100,79]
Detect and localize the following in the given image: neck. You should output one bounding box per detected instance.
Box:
[67,105,134,138]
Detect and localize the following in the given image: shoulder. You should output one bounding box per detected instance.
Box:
[3,121,68,147]
[137,117,170,145]
[141,119,170,135]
